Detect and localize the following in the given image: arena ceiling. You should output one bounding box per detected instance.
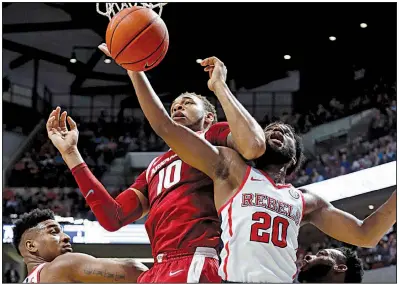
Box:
[2,2,396,98]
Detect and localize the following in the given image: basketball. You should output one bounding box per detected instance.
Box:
[105,6,169,71]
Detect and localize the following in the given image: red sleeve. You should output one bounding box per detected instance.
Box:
[204,122,231,146]
[129,170,148,197]
[71,163,145,232]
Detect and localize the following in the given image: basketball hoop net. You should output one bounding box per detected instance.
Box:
[96,2,167,21]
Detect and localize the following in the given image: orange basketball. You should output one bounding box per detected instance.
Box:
[105,6,169,71]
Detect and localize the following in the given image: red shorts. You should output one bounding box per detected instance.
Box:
[137,247,221,283]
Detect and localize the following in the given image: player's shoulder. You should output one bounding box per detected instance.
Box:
[48,253,91,271]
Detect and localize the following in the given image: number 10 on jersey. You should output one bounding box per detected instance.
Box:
[157,160,182,196]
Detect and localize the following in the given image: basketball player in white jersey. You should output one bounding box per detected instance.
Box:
[297,247,363,283]
[14,209,148,283]
[125,56,396,282]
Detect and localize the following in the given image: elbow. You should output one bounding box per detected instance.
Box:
[101,224,121,232]
[241,139,266,160]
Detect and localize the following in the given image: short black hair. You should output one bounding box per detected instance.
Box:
[336,247,364,283]
[13,209,55,255]
[265,122,305,175]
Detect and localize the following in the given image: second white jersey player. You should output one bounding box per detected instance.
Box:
[218,166,305,283]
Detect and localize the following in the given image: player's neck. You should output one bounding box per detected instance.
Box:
[262,165,287,184]
[25,257,46,275]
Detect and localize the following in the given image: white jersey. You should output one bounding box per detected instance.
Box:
[23,263,46,283]
[218,166,305,283]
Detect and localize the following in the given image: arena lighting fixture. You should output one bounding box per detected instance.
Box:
[368,205,374,210]
[284,55,291,60]
[329,36,336,41]
[70,51,77,63]
[360,23,367,28]
[104,57,112,64]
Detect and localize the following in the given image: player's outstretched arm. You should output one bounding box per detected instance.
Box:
[200,56,266,160]
[127,71,225,180]
[45,253,148,282]
[302,189,396,248]
[47,108,149,231]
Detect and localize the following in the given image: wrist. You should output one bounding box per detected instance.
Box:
[213,80,227,91]
[61,147,84,170]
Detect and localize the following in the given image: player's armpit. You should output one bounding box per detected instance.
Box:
[303,189,397,248]
[49,253,148,283]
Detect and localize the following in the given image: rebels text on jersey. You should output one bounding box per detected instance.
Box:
[131,122,230,257]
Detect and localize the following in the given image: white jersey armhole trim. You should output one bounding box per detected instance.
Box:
[217,165,251,216]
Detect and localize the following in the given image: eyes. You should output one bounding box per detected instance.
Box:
[171,101,194,112]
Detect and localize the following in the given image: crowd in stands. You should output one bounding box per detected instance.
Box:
[3,263,20,283]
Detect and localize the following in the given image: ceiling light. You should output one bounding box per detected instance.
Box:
[360,23,367,28]
[70,51,77,64]
[284,55,291,60]
[368,205,374,210]
[104,57,112,64]
[329,36,336,41]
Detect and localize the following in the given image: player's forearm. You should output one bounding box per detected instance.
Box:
[213,81,265,159]
[128,71,174,134]
[70,163,143,231]
[361,190,396,247]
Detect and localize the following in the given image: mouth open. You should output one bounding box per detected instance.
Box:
[269,131,284,146]
[172,111,186,120]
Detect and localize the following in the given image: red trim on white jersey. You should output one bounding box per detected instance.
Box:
[259,169,292,189]
[217,166,251,216]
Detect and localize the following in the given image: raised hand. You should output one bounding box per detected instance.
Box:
[199,56,227,92]
[47,107,79,155]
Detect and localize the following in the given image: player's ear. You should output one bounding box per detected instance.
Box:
[334,264,348,273]
[25,239,38,253]
[291,156,297,167]
[205,112,214,125]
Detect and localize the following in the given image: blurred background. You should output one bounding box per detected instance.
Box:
[2,2,397,282]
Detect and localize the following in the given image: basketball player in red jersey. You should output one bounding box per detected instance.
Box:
[15,209,147,283]
[128,56,397,282]
[47,52,266,282]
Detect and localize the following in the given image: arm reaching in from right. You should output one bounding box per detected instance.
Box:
[47,107,149,231]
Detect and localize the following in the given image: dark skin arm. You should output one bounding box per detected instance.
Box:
[201,57,266,159]
[301,188,397,248]
[41,253,148,283]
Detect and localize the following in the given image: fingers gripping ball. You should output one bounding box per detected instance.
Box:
[105,6,169,71]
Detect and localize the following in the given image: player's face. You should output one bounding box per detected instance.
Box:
[170,94,211,130]
[260,123,296,167]
[34,220,72,261]
[297,249,347,282]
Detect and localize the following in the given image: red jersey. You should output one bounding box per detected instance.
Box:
[131,122,230,257]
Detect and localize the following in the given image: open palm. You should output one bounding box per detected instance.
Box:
[200,56,227,92]
[47,107,79,155]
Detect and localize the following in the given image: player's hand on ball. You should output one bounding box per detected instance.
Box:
[199,56,227,92]
[46,107,79,155]
[98,43,111,57]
